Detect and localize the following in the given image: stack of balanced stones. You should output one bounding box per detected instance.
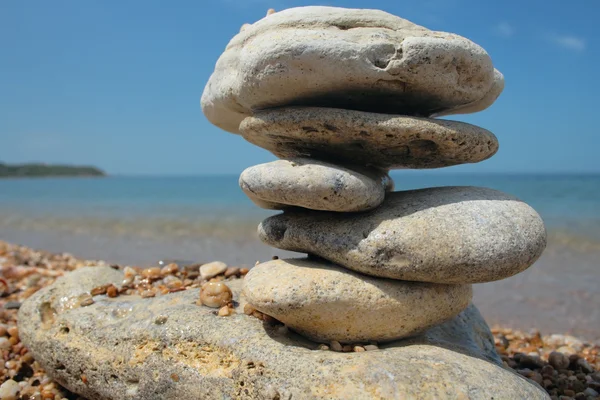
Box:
[202,7,546,345]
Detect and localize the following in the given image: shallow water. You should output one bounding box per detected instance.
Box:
[1,173,599,340]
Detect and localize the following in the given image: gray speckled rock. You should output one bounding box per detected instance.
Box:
[239,159,393,212]
[243,258,472,343]
[240,107,498,169]
[18,266,548,400]
[201,6,497,134]
[259,186,547,284]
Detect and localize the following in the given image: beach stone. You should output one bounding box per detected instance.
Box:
[243,258,472,343]
[259,186,547,284]
[239,159,393,212]
[240,107,498,169]
[201,6,497,134]
[200,261,228,280]
[18,266,548,400]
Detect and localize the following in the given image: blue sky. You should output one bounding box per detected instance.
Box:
[0,0,597,175]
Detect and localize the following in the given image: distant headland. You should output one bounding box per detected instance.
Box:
[0,162,106,178]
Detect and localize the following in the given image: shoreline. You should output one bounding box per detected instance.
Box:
[2,226,600,343]
[0,240,599,399]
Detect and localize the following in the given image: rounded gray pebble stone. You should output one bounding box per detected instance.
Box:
[258,186,547,284]
[242,258,472,343]
[239,158,393,212]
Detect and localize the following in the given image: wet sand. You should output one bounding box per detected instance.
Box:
[1,227,599,342]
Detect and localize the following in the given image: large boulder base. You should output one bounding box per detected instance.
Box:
[18,267,548,400]
[201,6,498,134]
[239,158,393,212]
[243,258,472,343]
[240,107,498,169]
[259,186,547,284]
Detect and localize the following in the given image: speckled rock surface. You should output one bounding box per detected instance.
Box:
[259,186,547,284]
[432,68,505,117]
[239,159,393,212]
[240,107,498,169]
[18,267,549,400]
[201,6,498,134]
[243,258,472,343]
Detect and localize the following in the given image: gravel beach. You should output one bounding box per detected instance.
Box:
[1,240,599,399]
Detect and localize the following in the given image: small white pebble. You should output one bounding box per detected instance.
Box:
[123,266,137,278]
[364,344,379,351]
[0,336,11,350]
[0,379,20,400]
[200,261,227,280]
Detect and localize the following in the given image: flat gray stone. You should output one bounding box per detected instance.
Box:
[239,159,393,212]
[201,6,498,134]
[243,258,472,343]
[240,107,498,169]
[259,186,547,284]
[18,267,548,400]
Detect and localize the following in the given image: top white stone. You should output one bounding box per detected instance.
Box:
[201,6,500,133]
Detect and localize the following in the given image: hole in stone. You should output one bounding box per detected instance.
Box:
[39,302,56,326]
[372,58,390,69]
[331,23,353,30]
[407,140,438,157]
[323,123,338,132]
[301,126,318,133]
[59,326,70,334]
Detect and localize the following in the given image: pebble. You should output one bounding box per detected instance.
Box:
[106,285,118,298]
[8,326,18,339]
[199,261,228,280]
[353,346,365,352]
[199,282,232,308]
[141,267,161,280]
[583,387,599,397]
[244,258,471,343]
[160,263,179,276]
[259,187,546,284]
[576,358,593,373]
[217,306,232,317]
[224,267,240,278]
[549,352,572,370]
[123,266,137,278]
[79,296,94,307]
[0,379,20,400]
[329,341,342,352]
[364,345,379,351]
[202,6,497,134]
[0,336,11,350]
[3,301,21,310]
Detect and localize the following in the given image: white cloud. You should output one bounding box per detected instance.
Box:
[551,35,586,52]
[494,22,515,38]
